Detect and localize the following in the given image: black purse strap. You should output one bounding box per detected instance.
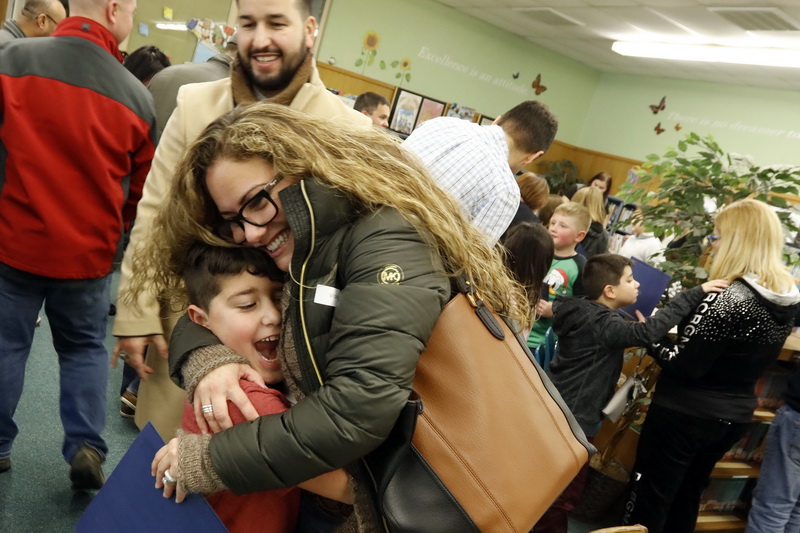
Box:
[452,276,505,341]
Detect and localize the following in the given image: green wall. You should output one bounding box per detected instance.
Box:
[320,0,800,166]
[318,0,600,144]
[126,0,231,64]
[580,72,800,166]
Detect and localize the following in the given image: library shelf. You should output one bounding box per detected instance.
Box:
[711,460,760,479]
[694,511,746,532]
[751,408,775,422]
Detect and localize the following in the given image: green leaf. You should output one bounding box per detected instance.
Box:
[379,60,386,69]
[391,60,399,68]
[772,196,789,208]
[367,54,375,66]
[395,72,401,79]
[355,58,363,67]
[646,154,660,162]
[405,73,412,82]
[677,141,687,152]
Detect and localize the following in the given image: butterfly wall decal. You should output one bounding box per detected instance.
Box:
[675,123,682,131]
[649,96,666,114]
[512,72,520,79]
[532,74,547,95]
[654,122,665,135]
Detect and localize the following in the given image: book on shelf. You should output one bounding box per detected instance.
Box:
[699,478,754,512]
[722,421,771,464]
[756,366,792,409]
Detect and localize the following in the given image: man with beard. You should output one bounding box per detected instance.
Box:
[111,0,370,442]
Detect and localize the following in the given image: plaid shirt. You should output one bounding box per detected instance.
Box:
[403,117,517,242]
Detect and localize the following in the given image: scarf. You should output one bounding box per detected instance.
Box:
[230,52,315,107]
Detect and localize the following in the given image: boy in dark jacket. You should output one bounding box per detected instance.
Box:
[532,254,727,533]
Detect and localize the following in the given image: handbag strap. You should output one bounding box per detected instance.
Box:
[453,276,505,341]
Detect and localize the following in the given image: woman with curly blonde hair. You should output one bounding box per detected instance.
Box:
[129,102,528,529]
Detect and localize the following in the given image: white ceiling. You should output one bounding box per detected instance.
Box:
[434,0,800,92]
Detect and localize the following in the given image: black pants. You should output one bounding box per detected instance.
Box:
[622,403,748,533]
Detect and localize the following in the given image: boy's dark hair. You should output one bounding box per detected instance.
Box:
[502,222,554,308]
[583,254,633,300]
[496,100,558,155]
[183,242,284,310]
[123,45,171,84]
[354,91,390,114]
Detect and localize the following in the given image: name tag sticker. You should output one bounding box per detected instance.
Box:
[314,285,340,307]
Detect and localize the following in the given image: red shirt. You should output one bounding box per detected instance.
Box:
[181,381,299,533]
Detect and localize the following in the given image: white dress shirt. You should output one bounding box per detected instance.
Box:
[403,117,517,242]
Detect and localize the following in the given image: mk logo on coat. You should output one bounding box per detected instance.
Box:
[378,264,404,285]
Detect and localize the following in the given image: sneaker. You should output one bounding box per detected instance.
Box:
[0,457,10,473]
[69,446,104,491]
[120,390,137,419]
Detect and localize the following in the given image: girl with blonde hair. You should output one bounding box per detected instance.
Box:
[571,186,608,257]
[624,198,800,533]
[129,102,527,529]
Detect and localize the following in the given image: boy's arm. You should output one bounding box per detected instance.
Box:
[598,285,706,349]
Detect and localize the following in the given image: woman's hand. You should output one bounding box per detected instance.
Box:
[111,335,168,380]
[193,363,265,434]
[701,279,729,294]
[152,438,187,503]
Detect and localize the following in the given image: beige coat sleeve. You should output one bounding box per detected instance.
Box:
[113,80,233,337]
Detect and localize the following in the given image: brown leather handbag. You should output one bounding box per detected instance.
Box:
[364,278,594,532]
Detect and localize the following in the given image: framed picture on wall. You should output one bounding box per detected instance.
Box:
[445,103,477,122]
[414,97,447,130]
[389,89,424,135]
[479,116,495,126]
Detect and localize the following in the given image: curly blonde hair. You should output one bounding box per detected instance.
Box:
[126,102,529,325]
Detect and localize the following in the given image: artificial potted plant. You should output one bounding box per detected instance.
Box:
[618,132,800,288]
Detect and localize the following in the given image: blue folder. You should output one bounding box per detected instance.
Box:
[77,423,228,532]
[618,257,672,320]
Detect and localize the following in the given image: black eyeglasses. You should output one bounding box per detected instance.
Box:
[215,176,284,244]
[23,8,58,26]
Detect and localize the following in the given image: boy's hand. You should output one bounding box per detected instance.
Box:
[535,300,553,319]
[635,310,646,323]
[701,279,729,293]
[193,364,265,434]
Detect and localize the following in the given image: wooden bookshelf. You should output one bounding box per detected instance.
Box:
[695,512,747,532]
[752,408,775,422]
[780,334,800,361]
[711,460,760,479]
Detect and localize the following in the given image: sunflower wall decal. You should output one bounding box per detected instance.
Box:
[356,31,381,73]
[388,58,412,86]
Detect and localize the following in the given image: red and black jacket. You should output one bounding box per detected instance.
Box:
[0,17,155,279]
